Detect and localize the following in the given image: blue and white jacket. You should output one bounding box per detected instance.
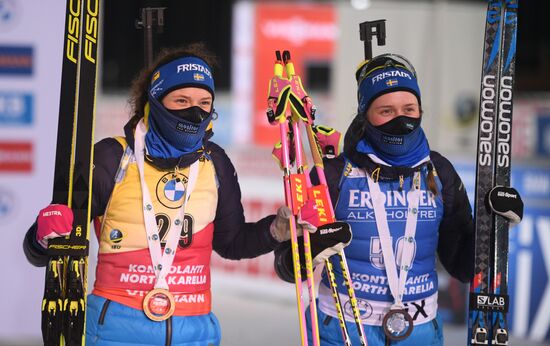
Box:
[275,132,474,327]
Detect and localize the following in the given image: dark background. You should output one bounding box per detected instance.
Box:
[102,0,550,93]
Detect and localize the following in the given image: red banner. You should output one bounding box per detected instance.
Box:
[253,3,336,146]
[0,141,33,172]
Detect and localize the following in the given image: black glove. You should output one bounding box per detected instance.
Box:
[487,186,523,226]
[274,221,352,283]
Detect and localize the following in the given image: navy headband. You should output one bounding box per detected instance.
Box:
[149,56,215,100]
[357,66,420,115]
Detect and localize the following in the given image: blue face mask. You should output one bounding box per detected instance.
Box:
[358,116,430,167]
[144,95,212,159]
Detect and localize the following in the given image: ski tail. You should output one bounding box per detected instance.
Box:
[42,0,100,345]
[491,1,518,345]
[468,1,505,345]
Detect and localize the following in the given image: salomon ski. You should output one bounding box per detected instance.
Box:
[468,1,518,345]
[41,0,100,345]
[490,1,517,345]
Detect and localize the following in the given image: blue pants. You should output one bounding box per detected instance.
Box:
[86,294,221,346]
[306,306,444,346]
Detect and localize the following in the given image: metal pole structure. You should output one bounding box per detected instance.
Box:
[135,6,166,68]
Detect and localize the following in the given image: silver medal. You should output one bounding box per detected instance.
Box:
[382,308,414,341]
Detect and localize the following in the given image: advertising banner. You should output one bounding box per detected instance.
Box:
[252,3,336,146]
[0,0,65,341]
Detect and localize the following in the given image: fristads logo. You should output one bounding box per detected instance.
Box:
[371,70,412,85]
[0,92,33,125]
[0,141,32,172]
[177,63,212,78]
[0,45,33,76]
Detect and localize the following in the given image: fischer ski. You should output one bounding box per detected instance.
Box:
[468,1,518,345]
[41,0,100,345]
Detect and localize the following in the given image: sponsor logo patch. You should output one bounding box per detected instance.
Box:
[0,45,33,75]
[156,172,188,209]
[470,293,508,312]
[109,229,123,249]
[0,141,32,172]
[345,298,373,320]
[176,122,199,134]
[0,92,33,125]
[110,229,123,243]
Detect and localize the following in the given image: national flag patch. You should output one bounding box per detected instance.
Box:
[193,73,205,81]
[386,79,398,87]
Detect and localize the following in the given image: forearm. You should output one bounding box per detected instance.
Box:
[213,215,278,260]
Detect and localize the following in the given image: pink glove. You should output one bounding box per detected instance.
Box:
[313,125,342,158]
[36,204,73,248]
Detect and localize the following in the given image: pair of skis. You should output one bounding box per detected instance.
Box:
[41,0,100,345]
[266,51,367,346]
[468,1,518,345]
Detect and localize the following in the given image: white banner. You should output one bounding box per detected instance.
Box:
[0,0,65,342]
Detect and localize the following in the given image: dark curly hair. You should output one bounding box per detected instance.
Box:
[126,42,219,130]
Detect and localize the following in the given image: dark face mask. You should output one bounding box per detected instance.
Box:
[168,106,211,124]
[375,115,421,135]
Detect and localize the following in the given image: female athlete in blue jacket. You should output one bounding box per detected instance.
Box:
[274,54,523,346]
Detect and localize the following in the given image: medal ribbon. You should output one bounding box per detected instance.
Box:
[367,171,421,308]
[134,119,199,290]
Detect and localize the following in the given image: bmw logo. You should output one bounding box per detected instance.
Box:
[156,172,188,209]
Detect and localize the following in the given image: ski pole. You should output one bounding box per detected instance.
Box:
[283,51,368,346]
[303,122,368,346]
[281,50,321,345]
[267,51,309,346]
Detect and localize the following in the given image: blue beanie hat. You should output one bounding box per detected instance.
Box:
[149,56,215,100]
[357,56,420,115]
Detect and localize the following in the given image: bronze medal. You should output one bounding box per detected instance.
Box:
[143,288,176,321]
[382,308,414,341]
